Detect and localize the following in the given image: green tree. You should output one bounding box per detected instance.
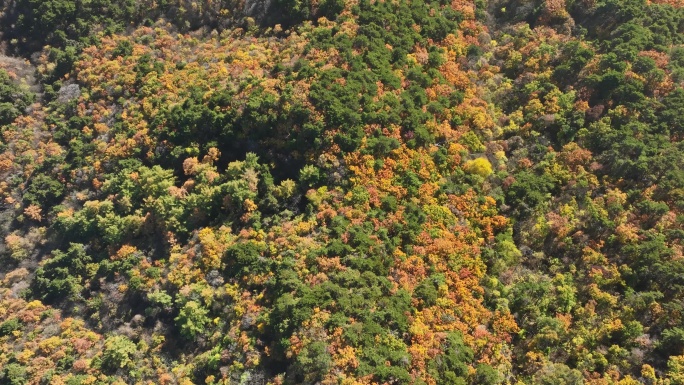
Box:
[0,363,28,385]
[102,335,138,372]
[428,332,473,385]
[0,69,34,125]
[293,341,332,384]
[33,243,93,303]
[175,301,210,339]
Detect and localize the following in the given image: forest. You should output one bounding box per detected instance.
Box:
[0,0,684,383]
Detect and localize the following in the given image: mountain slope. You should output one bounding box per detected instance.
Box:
[0,0,684,384]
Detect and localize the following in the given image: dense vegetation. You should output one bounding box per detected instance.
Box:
[1,0,684,383]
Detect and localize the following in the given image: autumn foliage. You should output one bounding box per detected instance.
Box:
[0,0,684,384]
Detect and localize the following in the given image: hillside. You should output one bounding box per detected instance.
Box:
[1,0,684,384]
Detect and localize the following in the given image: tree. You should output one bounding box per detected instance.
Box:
[102,335,138,372]
[293,341,332,384]
[0,363,28,385]
[33,243,92,303]
[464,158,493,178]
[473,364,500,385]
[0,69,34,125]
[428,332,473,385]
[175,301,210,340]
[532,363,583,385]
[669,356,684,385]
